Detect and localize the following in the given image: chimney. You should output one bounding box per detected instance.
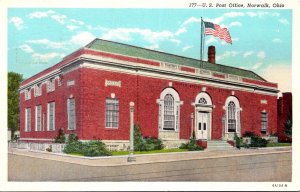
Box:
[208,45,216,64]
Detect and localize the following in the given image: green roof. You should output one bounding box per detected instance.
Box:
[85,38,266,81]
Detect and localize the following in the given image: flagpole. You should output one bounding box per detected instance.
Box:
[202,18,205,68]
[200,17,203,69]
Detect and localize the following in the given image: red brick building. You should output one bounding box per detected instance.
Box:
[19,39,279,149]
[277,92,292,142]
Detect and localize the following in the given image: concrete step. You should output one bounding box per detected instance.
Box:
[207,140,235,150]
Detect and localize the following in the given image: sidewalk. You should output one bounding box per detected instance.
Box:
[8,146,292,167]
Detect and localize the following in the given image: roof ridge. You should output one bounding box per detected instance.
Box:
[86,38,266,82]
[89,38,203,62]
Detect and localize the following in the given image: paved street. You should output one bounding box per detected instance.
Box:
[8,147,291,181]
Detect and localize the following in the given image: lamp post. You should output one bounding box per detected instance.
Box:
[127,102,136,162]
[191,113,194,138]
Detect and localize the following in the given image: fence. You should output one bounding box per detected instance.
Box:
[8,141,65,153]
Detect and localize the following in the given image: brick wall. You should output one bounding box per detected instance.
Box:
[20,66,278,142]
[277,92,292,142]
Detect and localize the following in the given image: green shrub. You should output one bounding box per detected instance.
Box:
[67,132,79,143]
[63,134,111,156]
[250,136,268,147]
[133,124,164,151]
[243,131,256,138]
[234,133,242,149]
[54,128,66,143]
[82,140,112,157]
[240,131,268,148]
[63,140,83,154]
[179,137,203,151]
[145,137,164,150]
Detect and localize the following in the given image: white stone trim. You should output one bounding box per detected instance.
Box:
[195,92,213,106]
[158,87,181,132]
[224,96,241,135]
[80,53,277,91]
[82,62,278,96]
[19,69,61,91]
[20,138,54,141]
[19,50,278,96]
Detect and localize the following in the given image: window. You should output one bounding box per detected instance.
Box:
[105,98,119,128]
[35,105,42,131]
[47,78,55,92]
[67,98,76,130]
[34,83,42,97]
[48,102,55,131]
[225,96,241,133]
[199,97,207,105]
[25,88,31,100]
[261,112,268,134]
[158,88,180,131]
[163,94,175,130]
[25,108,31,132]
[227,101,236,132]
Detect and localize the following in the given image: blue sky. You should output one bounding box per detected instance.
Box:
[8,8,292,92]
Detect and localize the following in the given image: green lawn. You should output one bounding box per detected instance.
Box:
[266,142,292,147]
[68,152,84,156]
[66,148,189,157]
[112,148,188,156]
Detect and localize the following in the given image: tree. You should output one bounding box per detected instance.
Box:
[285,110,292,137]
[8,72,23,140]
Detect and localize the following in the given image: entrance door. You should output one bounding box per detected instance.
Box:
[196,112,208,140]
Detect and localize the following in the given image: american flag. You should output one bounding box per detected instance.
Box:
[204,21,232,44]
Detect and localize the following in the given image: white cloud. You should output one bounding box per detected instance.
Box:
[232,38,239,42]
[216,51,239,61]
[19,44,34,53]
[175,27,187,36]
[27,39,65,49]
[28,10,55,19]
[170,39,181,45]
[70,19,84,25]
[272,38,283,43]
[145,44,159,50]
[182,17,201,26]
[229,21,242,27]
[257,51,266,59]
[87,25,108,31]
[239,66,248,70]
[271,12,281,17]
[51,14,67,25]
[70,31,96,46]
[101,28,178,46]
[243,51,254,57]
[9,17,24,30]
[261,64,291,93]
[66,25,79,31]
[182,45,193,52]
[205,36,218,45]
[224,12,245,18]
[32,52,65,62]
[249,11,263,17]
[246,11,280,18]
[279,18,289,25]
[252,62,263,70]
[205,16,224,24]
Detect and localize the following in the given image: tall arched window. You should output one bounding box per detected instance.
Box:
[158,88,180,131]
[164,94,175,130]
[224,96,241,134]
[227,101,236,132]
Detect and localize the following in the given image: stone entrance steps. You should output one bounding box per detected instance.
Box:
[207,140,235,151]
